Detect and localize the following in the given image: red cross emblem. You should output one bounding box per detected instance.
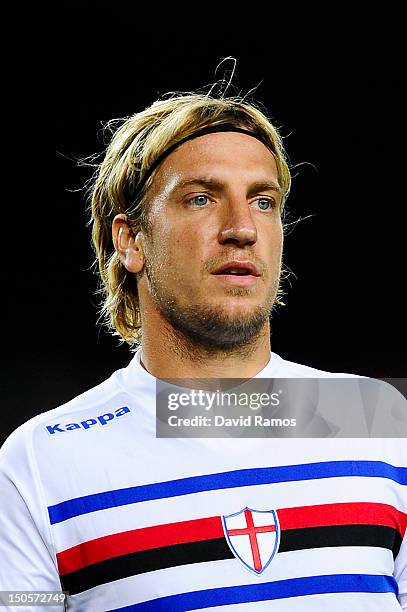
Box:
[222,507,280,574]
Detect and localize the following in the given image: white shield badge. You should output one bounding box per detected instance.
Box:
[222,507,280,574]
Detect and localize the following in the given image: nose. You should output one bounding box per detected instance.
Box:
[218,197,257,247]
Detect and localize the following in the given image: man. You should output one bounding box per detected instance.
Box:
[1,92,406,610]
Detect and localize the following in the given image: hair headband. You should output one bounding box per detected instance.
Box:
[129,123,274,205]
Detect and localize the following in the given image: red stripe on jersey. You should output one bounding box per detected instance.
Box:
[278,502,407,533]
[57,515,224,575]
[57,501,407,575]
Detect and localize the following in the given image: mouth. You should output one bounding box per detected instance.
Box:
[211,261,261,287]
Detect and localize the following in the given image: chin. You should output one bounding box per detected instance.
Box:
[211,296,268,317]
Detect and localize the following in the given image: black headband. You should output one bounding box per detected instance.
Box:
[129,123,274,205]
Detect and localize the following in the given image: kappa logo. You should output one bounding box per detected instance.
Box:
[222,507,280,574]
[45,406,130,434]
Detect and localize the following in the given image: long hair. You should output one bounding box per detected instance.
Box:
[90,93,291,349]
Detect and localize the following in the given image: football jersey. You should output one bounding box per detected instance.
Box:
[0,351,406,611]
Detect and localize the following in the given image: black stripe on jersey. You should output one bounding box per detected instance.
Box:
[61,539,231,595]
[61,525,402,595]
[279,525,402,557]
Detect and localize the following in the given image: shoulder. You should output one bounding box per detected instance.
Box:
[0,367,128,476]
[271,352,360,378]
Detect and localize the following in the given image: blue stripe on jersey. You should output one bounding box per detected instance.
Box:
[48,460,407,524]
[106,574,398,611]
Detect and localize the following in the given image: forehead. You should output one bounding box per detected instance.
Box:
[151,132,280,192]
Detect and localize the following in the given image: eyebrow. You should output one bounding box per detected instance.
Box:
[171,177,283,197]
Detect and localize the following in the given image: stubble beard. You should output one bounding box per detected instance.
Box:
[144,259,281,359]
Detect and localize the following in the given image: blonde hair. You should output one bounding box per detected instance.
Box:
[90,93,291,348]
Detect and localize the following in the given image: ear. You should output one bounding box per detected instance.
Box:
[112,214,144,273]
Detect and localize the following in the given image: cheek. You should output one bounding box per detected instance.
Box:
[259,222,283,256]
[169,224,207,259]
[146,223,203,274]
[276,227,284,257]
[272,219,284,249]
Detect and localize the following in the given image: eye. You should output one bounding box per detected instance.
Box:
[254,197,275,211]
[188,194,210,207]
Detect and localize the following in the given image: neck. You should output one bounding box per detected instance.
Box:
[139,308,272,379]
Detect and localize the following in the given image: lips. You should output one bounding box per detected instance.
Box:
[212,261,260,277]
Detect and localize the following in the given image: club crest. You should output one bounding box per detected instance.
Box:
[222,507,280,574]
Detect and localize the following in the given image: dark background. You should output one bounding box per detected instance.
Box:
[2,3,405,445]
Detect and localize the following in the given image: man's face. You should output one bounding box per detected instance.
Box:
[138,131,284,350]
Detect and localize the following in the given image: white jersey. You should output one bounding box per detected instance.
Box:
[0,351,406,611]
